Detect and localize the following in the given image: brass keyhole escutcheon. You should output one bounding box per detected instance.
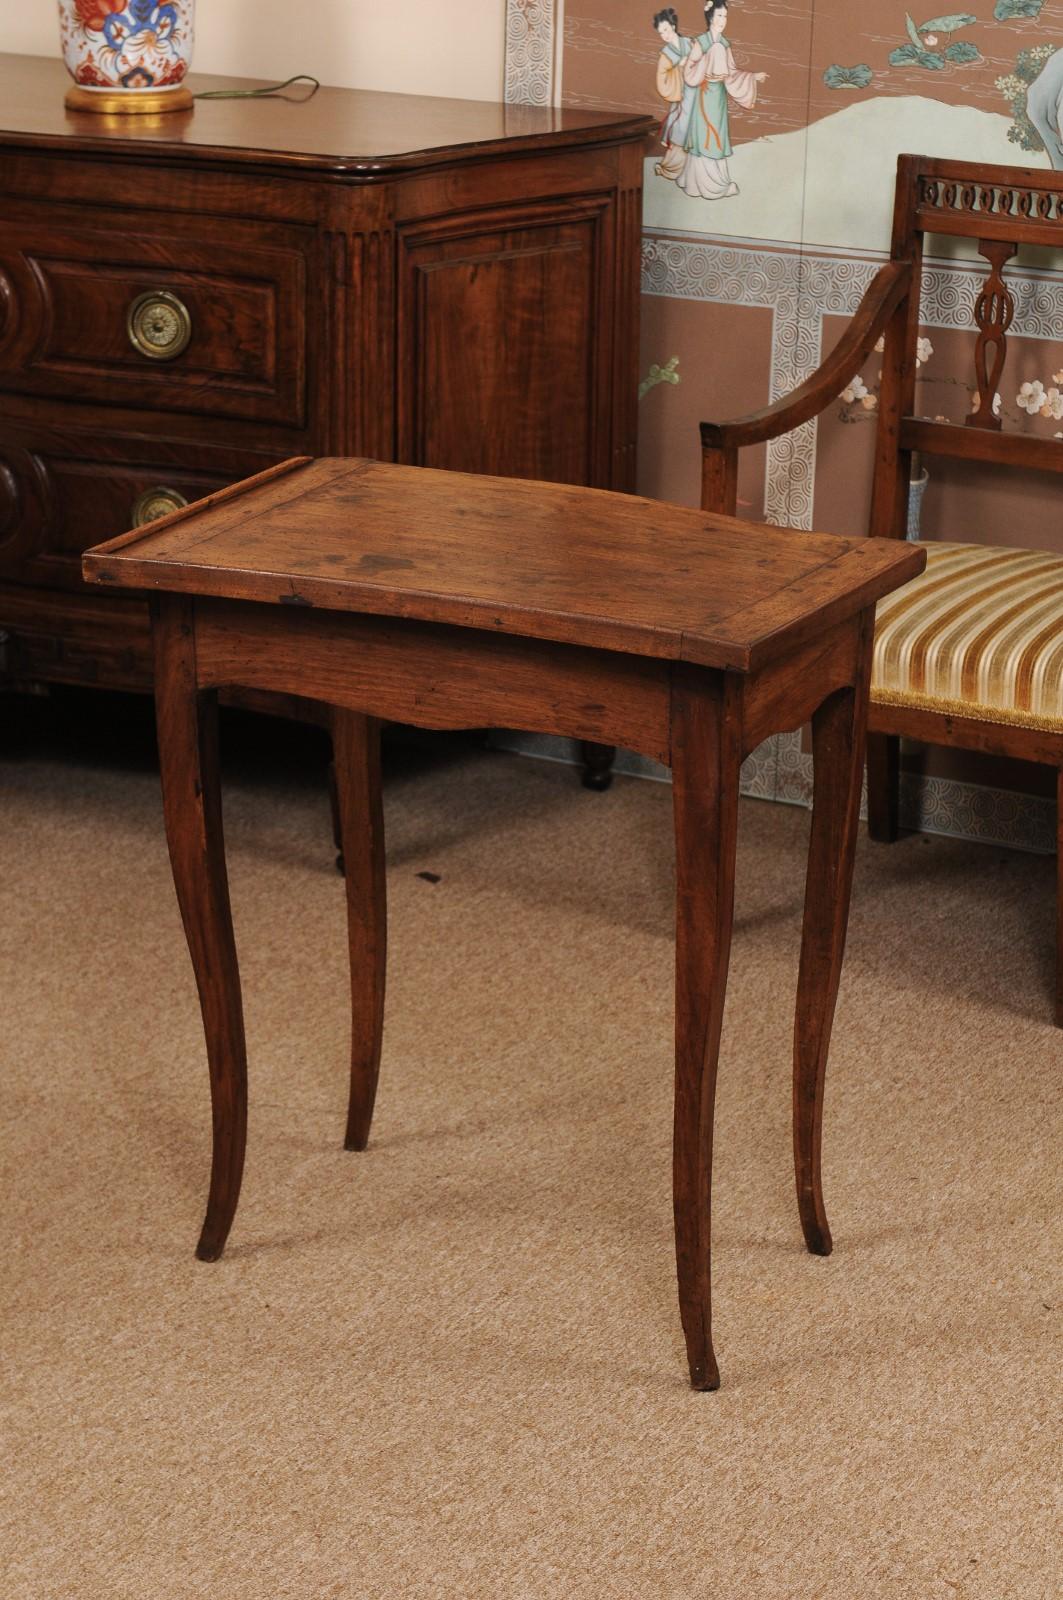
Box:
[127,290,193,362]
[132,486,189,528]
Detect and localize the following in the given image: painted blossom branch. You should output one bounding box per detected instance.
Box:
[838,340,1063,437]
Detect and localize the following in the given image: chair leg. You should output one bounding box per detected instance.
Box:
[1056,769,1063,1029]
[866,731,900,843]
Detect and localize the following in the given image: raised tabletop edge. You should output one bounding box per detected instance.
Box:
[86,558,697,666]
[81,457,315,570]
[724,538,928,673]
[80,459,921,676]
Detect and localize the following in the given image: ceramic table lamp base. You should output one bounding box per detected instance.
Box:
[59,0,195,115]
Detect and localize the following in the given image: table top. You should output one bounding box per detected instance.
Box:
[0,55,654,176]
[82,457,926,672]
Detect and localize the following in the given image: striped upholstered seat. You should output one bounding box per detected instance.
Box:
[872,541,1063,734]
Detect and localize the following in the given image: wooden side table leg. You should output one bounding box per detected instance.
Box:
[670,669,743,1391]
[866,731,900,843]
[332,710,387,1151]
[327,757,345,875]
[152,597,247,1263]
[793,620,873,1257]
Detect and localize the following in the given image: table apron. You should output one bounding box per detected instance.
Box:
[740,616,864,758]
[189,597,675,764]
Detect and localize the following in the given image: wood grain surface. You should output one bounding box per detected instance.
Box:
[83,457,924,672]
[0,55,654,176]
[1,65,649,723]
[85,451,925,1389]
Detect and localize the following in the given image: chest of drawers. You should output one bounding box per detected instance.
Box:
[0,55,652,692]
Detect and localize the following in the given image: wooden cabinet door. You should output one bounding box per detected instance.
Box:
[395,199,615,488]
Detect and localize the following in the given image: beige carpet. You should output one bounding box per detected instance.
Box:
[2,726,1060,1599]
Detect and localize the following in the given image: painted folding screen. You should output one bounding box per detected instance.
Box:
[505,0,1063,848]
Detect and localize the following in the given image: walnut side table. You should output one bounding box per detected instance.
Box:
[83,456,924,1389]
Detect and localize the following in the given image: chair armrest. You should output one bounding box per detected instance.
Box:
[700,259,913,513]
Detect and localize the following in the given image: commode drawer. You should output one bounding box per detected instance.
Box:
[0,420,281,591]
[0,209,312,428]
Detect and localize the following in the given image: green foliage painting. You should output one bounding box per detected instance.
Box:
[639,357,680,402]
[890,12,981,70]
[996,43,1057,150]
[823,64,875,90]
[994,0,1044,20]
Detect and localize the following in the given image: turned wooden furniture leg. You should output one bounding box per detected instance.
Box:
[332,710,387,1150]
[152,597,247,1263]
[670,669,743,1390]
[580,740,616,791]
[793,622,873,1257]
[866,730,900,843]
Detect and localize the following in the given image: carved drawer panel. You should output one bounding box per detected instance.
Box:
[0,210,312,428]
[0,419,280,591]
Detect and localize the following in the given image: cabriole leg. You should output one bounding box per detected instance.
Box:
[794,625,873,1257]
[152,597,247,1263]
[670,669,743,1390]
[332,710,387,1150]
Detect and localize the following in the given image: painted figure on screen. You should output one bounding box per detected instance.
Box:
[653,3,767,200]
[654,8,694,176]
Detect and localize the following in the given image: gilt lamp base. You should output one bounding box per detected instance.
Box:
[64,85,194,115]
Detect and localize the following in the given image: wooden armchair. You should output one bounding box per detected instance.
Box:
[701,155,1063,1022]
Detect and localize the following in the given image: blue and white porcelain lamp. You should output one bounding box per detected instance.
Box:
[59,0,195,115]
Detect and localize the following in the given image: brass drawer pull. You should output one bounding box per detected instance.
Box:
[127,290,192,362]
[132,486,188,527]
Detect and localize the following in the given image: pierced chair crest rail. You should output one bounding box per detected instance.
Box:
[700,154,1063,1023]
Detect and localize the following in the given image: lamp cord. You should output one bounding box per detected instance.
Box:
[194,74,321,102]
